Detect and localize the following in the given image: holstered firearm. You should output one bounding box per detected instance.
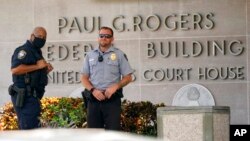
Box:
[16,88,25,108]
[8,84,25,108]
[81,89,91,108]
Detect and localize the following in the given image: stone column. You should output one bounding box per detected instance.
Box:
[157,106,230,141]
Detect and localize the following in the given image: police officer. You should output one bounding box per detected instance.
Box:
[81,26,133,130]
[10,26,53,129]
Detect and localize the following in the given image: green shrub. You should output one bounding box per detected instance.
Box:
[121,100,165,136]
[40,97,86,128]
[0,97,165,136]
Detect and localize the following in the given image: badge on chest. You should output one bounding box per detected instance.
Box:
[110,53,117,61]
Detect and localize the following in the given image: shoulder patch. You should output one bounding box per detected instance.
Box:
[124,54,128,61]
[17,50,27,59]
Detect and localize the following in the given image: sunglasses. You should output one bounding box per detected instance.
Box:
[99,34,113,39]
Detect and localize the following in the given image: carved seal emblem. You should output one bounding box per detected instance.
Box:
[172,84,215,106]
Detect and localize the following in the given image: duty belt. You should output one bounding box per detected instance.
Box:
[12,85,37,98]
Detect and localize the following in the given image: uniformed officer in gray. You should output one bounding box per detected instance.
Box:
[81,26,133,130]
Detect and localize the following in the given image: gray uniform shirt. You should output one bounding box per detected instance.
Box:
[81,46,133,90]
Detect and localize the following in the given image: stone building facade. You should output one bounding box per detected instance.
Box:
[0,0,249,125]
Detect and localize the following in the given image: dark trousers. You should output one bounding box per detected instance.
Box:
[87,98,121,130]
[11,94,41,129]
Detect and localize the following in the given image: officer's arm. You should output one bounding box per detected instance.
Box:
[117,73,133,89]
[104,73,132,99]
[11,59,47,75]
[81,74,94,91]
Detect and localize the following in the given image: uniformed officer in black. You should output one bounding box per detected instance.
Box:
[81,26,133,130]
[10,26,53,129]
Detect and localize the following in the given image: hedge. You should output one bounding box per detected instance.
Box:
[0,97,165,136]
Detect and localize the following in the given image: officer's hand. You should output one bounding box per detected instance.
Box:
[46,63,53,73]
[104,84,119,99]
[92,89,106,101]
[36,59,47,69]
